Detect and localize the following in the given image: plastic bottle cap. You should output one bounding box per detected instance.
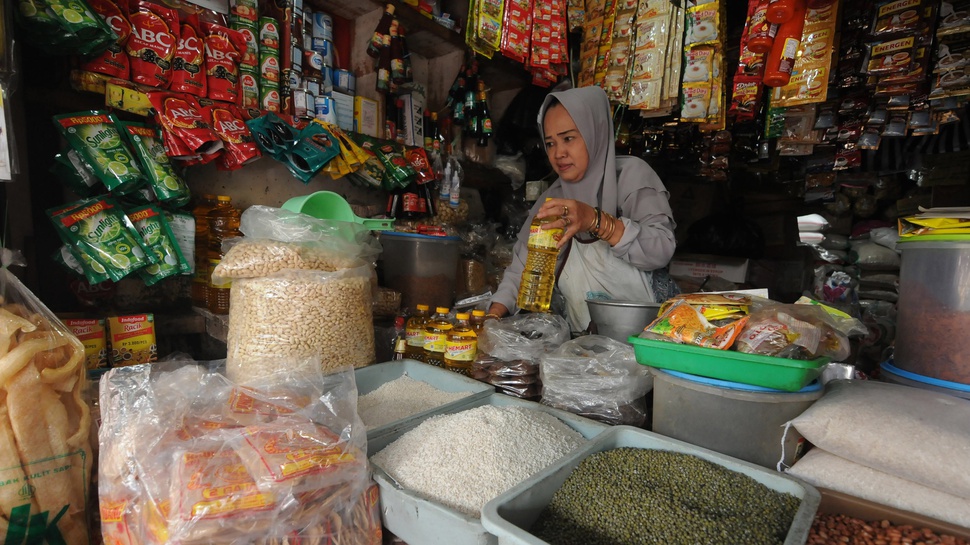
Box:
[416,304,430,311]
[435,307,450,313]
[217,195,232,202]
[472,310,485,316]
[456,313,469,320]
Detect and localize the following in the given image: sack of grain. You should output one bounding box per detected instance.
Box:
[217,207,382,383]
[0,268,92,544]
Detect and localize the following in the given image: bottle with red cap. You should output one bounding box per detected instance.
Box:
[763,0,806,88]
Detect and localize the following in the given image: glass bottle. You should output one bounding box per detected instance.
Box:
[474,80,492,147]
[445,312,477,375]
[376,22,393,93]
[517,198,562,313]
[464,89,477,136]
[423,109,433,150]
[392,315,407,361]
[430,111,442,153]
[366,3,395,58]
[470,309,486,334]
[206,195,241,315]
[191,194,217,307]
[390,22,407,84]
[423,307,453,367]
[405,304,430,361]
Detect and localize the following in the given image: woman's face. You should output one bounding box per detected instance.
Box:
[543,103,589,183]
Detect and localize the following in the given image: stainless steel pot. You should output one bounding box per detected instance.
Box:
[585,299,662,344]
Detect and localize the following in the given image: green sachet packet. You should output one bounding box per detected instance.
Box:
[163,210,195,275]
[44,0,116,54]
[127,205,188,286]
[51,148,102,197]
[49,201,114,285]
[52,244,86,278]
[53,111,144,194]
[16,0,85,53]
[49,197,155,282]
[118,121,191,207]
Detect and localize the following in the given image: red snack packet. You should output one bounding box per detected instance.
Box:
[81,0,131,79]
[405,147,435,184]
[160,124,198,159]
[199,99,261,170]
[148,91,224,156]
[169,13,206,97]
[203,22,247,104]
[126,0,180,88]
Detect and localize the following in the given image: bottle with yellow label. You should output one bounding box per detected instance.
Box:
[470,309,486,335]
[517,198,562,313]
[445,312,477,375]
[405,304,430,362]
[423,306,453,367]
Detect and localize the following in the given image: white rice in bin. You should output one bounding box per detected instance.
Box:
[358,375,469,429]
[371,405,586,516]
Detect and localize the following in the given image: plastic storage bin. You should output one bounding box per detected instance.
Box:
[650,368,823,468]
[895,239,970,385]
[629,335,829,391]
[880,360,970,400]
[355,359,494,441]
[380,231,461,310]
[481,425,821,545]
[369,393,609,545]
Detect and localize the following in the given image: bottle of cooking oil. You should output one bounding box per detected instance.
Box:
[191,194,218,307]
[445,312,477,375]
[206,196,241,315]
[517,198,562,312]
[423,307,453,367]
[470,309,486,334]
[405,304,430,361]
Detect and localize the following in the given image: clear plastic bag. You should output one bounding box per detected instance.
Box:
[737,300,857,361]
[477,313,570,362]
[539,335,652,426]
[0,268,92,543]
[99,360,380,545]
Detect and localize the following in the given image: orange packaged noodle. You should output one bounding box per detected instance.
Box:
[642,299,748,349]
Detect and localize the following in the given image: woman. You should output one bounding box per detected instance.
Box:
[488,86,677,332]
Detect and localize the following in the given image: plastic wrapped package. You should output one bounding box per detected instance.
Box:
[540,336,652,426]
[212,207,383,383]
[472,314,570,400]
[98,361,380,545]
[736,300,861,361]
[0,268,93,544]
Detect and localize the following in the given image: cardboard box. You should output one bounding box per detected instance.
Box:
[330,91,355,133]
[354,95,379,137]
[62,317,108,370]
[669,253,750,284]
[107,314,158,366]
[398,86,426,147]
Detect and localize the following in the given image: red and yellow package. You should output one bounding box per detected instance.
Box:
[500,0,532,64]
[642,299,748,349]
[203,22,248,103]
[149,92,224,156]
[127,0,180,88]
[169,14,206,97]
[200,100,261,170]
[405,146,435,184]
[81,0,131,79]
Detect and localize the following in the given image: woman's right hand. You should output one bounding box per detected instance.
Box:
[486,303,508,320]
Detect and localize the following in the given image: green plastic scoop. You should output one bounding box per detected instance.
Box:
[282,191,394,231]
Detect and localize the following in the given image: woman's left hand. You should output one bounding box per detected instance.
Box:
[537,198,596,248]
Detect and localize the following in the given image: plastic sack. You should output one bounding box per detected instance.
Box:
[847,241,900,271]
[98,360,381,545]
[736,300,853,361]
[0,268,93,544]
[789,380,970,501]
[539,335,652,426]
[477,313,570,363]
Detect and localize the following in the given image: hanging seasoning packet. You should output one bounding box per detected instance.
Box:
[169,13,206,97]
[127,204,189,286]
[200,100,261,170]
[117,120,191,207]
[283,122,341,183]
[53,111,144,194]
[203,22,247,103]
[49,197,154,282]
[127,0,180,88]
[80,0,131,79]
[147,91,224,157]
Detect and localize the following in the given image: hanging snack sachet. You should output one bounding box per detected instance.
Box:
[53,111,145,194]
[127,204,189,285]
[118,120,191,206]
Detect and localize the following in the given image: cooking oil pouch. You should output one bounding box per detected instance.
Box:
[118,121,191,206]
[53,111,145,194]
[49,197,154,282]
[127,204,188,286]
[640,299,748,349]
[283,122,341,183]
[45,0,117,53]
[52,148,102,197]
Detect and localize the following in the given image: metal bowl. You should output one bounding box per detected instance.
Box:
[586,298,662,344]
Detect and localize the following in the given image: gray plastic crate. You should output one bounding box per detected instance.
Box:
[370,393,610,545]
[356,359,493,443]
[481,425,821,545]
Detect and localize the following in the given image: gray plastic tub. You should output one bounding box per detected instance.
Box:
[481,426,821,545]
[356,359,493,443]
[369,393,610,545]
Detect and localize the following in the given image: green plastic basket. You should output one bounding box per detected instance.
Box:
[628,336,829,392]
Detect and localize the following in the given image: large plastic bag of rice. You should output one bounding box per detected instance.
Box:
[789,380,970,499]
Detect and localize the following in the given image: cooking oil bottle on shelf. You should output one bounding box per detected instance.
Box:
[405,304,431,361]
[445,312,477,375]
[191,194,218,307]
[206,195,241,315]
[517,198,562,313]
[423,307,453,367]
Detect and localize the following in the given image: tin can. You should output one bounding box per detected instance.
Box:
[320,66,333,94]
[293,88,309,118]
[290,44,303,72]
[260,86,281,112]
[258,17,280,50]
[304,49,324,79]
[312,11,333,49]
[284,68,302,91]
[259,49,280,83]
[334,68,355,94]
[304,75,321,96]
[240,69,259,109]
[315,94,337,123]
[229,0,258,24]
[318,39,334,67]
[236,24,259,67]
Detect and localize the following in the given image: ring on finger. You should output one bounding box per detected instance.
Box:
[562,205,569,217]
[563,216,571,226]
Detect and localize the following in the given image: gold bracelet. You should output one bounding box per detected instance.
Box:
[585,207,599,232]
[602,214,617,241]
[485,313,501,320]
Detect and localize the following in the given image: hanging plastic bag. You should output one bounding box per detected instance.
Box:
[98,360,381,544]
[540,335,652,426]
[0,266,93,544]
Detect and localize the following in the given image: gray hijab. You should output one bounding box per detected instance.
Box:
[537,86,621,216]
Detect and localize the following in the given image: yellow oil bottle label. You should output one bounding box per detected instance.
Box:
[445,339,477,361]
[424,332,446,353]
[405,326,425,347]
[528,224,562,250]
